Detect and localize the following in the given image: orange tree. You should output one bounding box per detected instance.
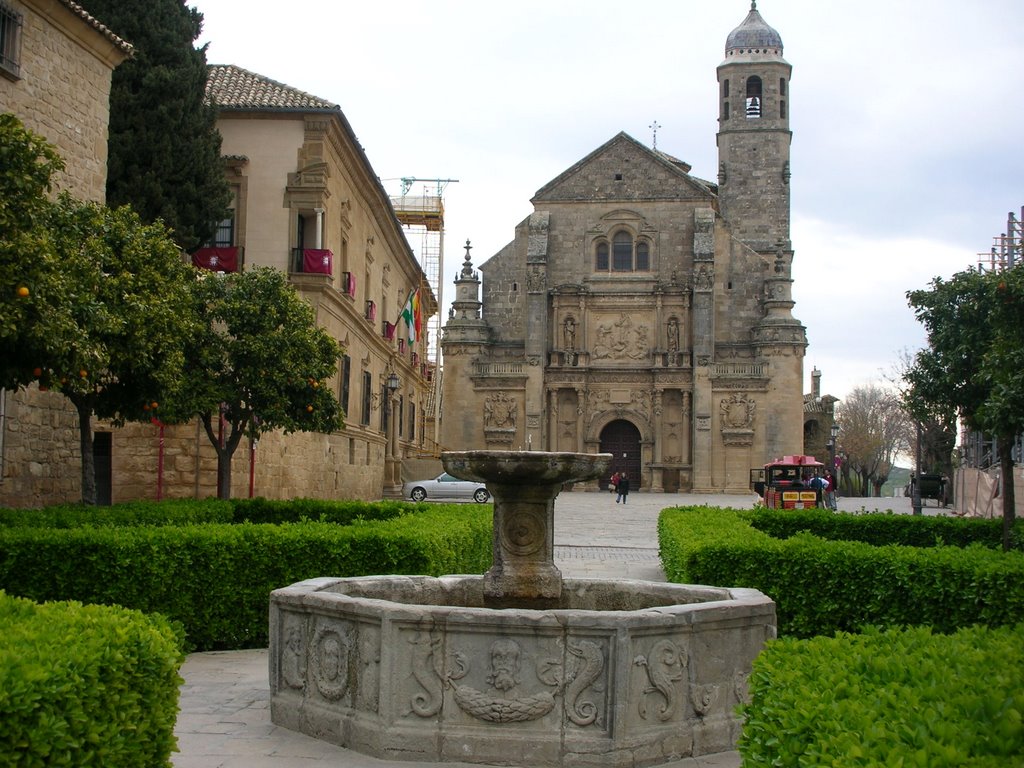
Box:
[906,264,1024,549]
[2,116,197,504]
[161,267,343,499]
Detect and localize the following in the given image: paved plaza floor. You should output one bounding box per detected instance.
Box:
[172,491,927,767]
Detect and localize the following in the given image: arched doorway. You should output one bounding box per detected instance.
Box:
[599,420,642,490]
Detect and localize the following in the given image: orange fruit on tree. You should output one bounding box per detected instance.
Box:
[32,367,42,377]
[16,286,29,298]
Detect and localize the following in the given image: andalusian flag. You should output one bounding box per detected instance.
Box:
[401,288,422,343]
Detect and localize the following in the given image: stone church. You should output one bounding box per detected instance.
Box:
[440,3,806,493]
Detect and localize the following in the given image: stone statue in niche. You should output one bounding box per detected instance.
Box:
[667,317,679,352]
[563,316,576,350]
[484,392,517,429]
[281,615,306,690]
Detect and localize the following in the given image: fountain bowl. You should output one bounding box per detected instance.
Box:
[442,450,611,485]
[270,575,775,767]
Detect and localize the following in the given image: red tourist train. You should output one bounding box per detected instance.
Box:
[751,454,826,509]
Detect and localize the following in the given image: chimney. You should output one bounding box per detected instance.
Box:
[812,367,821,400]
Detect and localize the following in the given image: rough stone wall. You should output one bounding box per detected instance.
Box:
[480,239,526,343]
[0,387,82,508]
[109,421,388,503]
[0,0,122,202]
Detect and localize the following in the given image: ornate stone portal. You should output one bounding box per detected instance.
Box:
[270,451,776,767]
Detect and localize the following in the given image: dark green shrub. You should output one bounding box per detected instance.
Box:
[228,496,424,525]
[742,506,1020,550]
[658,506,1024,638]
[0,591,184,767]
[739,623,1024,766]
[0,504,491,651]
[0,498,234,528]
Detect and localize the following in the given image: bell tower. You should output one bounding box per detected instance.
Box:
[716,1,792,252]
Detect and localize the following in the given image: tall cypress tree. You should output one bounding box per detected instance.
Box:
[82,0,230,251]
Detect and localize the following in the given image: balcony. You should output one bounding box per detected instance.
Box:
[291,248,333,275]
[192,246,242,273]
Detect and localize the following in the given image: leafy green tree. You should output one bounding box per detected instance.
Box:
[0,114,65,390]
[79,0,230,251]
[906,265,1024,549]
[162,267,344,499]
[2,116,196,505]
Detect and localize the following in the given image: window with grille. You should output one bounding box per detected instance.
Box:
[360,371,371,426]
[0,2,22,80]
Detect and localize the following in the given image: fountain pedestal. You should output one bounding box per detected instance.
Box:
[442,451,609,607]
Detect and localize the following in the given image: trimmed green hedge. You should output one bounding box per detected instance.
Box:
[742,506,1021,550]
[0,504,491,651]
[0,591,184,767]
[658,506,1024,638]
[739,623,1024,766]
[0,496,427,528]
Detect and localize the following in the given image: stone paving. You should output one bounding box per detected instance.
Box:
[172,491,921,767]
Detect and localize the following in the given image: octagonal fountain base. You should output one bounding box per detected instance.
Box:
[269,574,775,768]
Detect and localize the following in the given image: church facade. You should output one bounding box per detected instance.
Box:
[440,3,806,492]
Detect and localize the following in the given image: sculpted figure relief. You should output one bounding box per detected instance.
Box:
[592,314,650,360]
[484,392,517,429]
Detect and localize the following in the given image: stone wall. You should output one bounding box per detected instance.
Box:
[0,0,126,203]
[0,387,82,508]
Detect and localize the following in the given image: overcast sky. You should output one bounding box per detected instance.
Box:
[193,0,1023,404]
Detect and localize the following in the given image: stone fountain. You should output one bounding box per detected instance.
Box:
[269,451,775,767]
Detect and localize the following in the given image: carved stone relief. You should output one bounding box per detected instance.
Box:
[720,393,756,429]
[694,265,714,292]
[281,612,306,690]
[404,633,608,727]
[484,392,517,428]
[592,314,650,360]
[634,639,686,721]
[313,620,354,702]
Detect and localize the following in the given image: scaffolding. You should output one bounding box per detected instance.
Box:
[390,178,457,421]
[977,206,1022,272]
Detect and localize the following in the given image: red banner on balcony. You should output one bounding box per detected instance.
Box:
[302,249,333,274]
[192,247,239,272]
[383,321,396,340]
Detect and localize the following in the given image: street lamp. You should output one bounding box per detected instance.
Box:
[829,422,840,508]
[384,371,401,493]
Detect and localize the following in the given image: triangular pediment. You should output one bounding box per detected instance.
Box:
[532,132,715,204]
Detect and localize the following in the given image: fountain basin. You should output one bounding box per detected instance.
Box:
[269,574,776,767]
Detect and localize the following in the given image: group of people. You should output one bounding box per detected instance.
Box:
[609,471,630,504]
[808,470,838,510]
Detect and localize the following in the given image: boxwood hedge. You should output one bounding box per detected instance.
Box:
[0,591,184,767]
[0,501,492,651]
[658,506,1024,638]
[739,623,1024,766]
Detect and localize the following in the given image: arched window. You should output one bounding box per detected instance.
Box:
[594,232,651,273]
[745,76,762,119]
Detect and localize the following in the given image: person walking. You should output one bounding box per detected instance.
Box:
[825,470,837,510]
[615,472,631,504]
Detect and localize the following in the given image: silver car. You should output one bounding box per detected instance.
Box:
[403,473,490,503]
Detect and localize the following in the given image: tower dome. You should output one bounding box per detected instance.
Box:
[725,1,783,55]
